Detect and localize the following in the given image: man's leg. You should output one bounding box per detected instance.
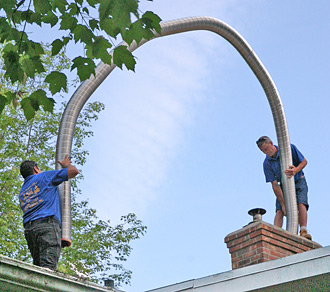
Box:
[24,227,40,266]
[298,203,312,239]
[274,199,283,227]
[298,203,307,227]
[37,220,61,270]
[295,178,311,239]
[274,209,284,227]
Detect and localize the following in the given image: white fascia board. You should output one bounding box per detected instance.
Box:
[147,245,330,292]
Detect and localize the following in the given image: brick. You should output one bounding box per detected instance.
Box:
[226,234,251,248]
[253,241,264,249]
[297,244,312,252]
[235,247,249,257]
[257,258,266,264]
[225,223,261,243]
[231,257,241,264]
[224,233,238,243]
[225,221,322,270]
[248,225,257,233]
[251,253,264,262]
[229,234,266,253]
[238,258,250,267]
[242,249,257,260]
[262,237,302,253]
[248,229,264,240]
[269,249,284,258]
[266,244,291,256]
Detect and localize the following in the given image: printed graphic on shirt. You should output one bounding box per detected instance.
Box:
[20,182,43,212]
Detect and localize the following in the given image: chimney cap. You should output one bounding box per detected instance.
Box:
[248,208,266,216]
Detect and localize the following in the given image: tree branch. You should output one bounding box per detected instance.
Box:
[13,0,26,15]
[25,120,33,155]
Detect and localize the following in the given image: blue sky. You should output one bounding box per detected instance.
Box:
[72,1,330,291]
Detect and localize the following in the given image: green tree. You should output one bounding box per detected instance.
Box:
[0,45,147,286]
[0,0,161,119]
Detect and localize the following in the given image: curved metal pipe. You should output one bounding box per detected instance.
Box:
[56,16,298,246]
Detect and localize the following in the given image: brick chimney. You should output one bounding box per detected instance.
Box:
[224,210,322,270]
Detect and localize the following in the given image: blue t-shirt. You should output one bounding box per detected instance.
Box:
[19,169,68,225]
[263,144,305,183]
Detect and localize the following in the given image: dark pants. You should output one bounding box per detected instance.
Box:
[24,217,61,270]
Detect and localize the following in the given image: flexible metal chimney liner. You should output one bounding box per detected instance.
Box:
[56,16,298,246]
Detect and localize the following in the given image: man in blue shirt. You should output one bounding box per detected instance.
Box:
[256,136,311,240]
[19,155,78,270]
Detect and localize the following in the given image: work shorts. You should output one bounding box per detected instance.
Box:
[276,176,309,212]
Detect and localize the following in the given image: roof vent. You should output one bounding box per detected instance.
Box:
[248,208,266,222]
[104,279,114,288]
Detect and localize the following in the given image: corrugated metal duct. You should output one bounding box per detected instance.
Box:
[56,16,298,246]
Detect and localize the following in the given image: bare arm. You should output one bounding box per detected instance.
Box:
[57,155,79,179]
[284,158,307,178]
[271,180,286,216]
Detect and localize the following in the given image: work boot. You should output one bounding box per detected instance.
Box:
[300,229,312,240]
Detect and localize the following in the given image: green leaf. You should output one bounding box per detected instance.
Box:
[121,11,161,45]
[10,10,24,25]
[112,0,138,31]
[142,11,162,34]
[89,19,99,31]
[123,12,161,45]
[73,25,95,45]
[21,90,55,116]
[21,57,36,78]
[98,0,112,23]
[99,18,120,38]
[33,89,55,112]
[30,98,39,111]
[124,19,154,45]
[4,91,16,103]
[22,10,42,26]
[30,56,45,74]
[71,57,96,81]
[86,0,98,7]
[3,43,17,53]
[27,41,44,57]
[113,46,136,71]
[45,71,67,94]
[52,0,68,14]
[7,27,22,42]
[0,0,16,17]
[68,3,79,15]
[42,11,58,27]
[21,98,36,120]
[60,13,78,31]
[3,50,24,82]
[0,17,11,41]
[0,94,7,114]
[63,36,71,45]
[18,41,30,55]
[51,39,64,56]
[33,0,52,14]
[86,36,112,64]
[20,55,45,78]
